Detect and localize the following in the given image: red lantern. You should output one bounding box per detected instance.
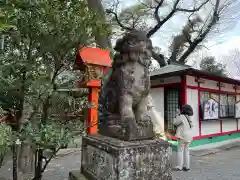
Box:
[73,47,112,134]
[74,47,111,88]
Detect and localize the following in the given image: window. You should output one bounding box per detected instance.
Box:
[164,87,181,133]
[200,92,219,119]
[200,92,219,105]
[203,99,219,120]
[200,92,236,119]
[200,92,209,119]
[228,95,235,117]
[219,94,227,117]
[220,94,235,118]
[166,89,180,130]
[200,92,210,105]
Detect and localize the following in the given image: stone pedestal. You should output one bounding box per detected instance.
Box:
[69,170,87,180]
[98,119,155,141]
[80,134,172,180]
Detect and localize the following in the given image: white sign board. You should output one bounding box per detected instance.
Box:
[203,98,219,120]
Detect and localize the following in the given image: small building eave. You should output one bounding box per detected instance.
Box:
[150,69,188,80]
[150,63,191,79]
[74,47,112,70]
[187,69,240,86]
[150,64,240,85]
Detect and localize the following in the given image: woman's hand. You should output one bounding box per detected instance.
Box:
[176,108,181,116]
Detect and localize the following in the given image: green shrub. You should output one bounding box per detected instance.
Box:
[0,124,12,167]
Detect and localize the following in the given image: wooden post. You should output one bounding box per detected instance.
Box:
[87,87,99,134]
[74,47,112,134]
[181,75,187,106]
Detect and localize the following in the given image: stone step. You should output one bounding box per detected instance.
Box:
[69,170,87,180]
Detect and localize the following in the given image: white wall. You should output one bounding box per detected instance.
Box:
[199,78,218,90]
[186,75,198,87]
[201,121,220,135]
[222,119,237,132]
[236,95,240,129]
[220,83,235,92]
[186,88,199,136]
[237,86,240,93]
[151,76,181,86]
[237,94,240,129]
[150,87,165,131]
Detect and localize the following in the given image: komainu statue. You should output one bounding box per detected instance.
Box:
[99,30,156,141]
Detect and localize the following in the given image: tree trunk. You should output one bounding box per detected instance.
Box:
[34,149,43,180]
[177,0,220,64]
[18,143,35,177]
[33,97,50,180]
[12,144,18,180]
[86,0,112,49]
[12,70,26,180]
[86,0,114,114]
[0,34,4,50]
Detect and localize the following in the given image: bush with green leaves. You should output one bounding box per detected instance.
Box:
[1,0,109,179]
[0,124,12,167]
[21,120,83,150]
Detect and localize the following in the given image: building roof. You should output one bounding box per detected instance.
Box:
[75,47,112,68]
[150,63,240,85]
[150,63,191,77]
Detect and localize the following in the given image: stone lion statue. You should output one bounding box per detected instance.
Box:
[99,30,158,141]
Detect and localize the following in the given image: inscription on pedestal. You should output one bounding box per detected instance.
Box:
[82,145,116,180]
[118,146,172,179]
[81,135,172,180]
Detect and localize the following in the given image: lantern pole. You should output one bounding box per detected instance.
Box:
[86,80,101,134]
[74,47,112,135]
[87,87,99,134]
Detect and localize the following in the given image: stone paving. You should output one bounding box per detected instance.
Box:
[1,146,240,180]
[172,146,240,180]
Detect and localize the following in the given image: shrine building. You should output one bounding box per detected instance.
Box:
[150,63,240,149]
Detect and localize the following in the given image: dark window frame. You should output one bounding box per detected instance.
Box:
[164,86,181,133]
[219,94,235,118]
[200,91,219,120]
[199,91,236,120]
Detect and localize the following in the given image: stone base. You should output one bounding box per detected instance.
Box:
[81,134,172,180]
[69,170,87,180]
[98,122,155,141]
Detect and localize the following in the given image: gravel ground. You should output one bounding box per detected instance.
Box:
[1,146,240,180]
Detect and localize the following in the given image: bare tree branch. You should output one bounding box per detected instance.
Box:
[197,44,210,50]
[41,147,61,173]
[138,0,154,9]
[152,51,166,67]
[169,14,203,62]
[182,27,192,44]
[235,61,240,76]
[106,9,134,31]
[147,0,181,37]
[154,0,165,23]
[176,0,209,12]
[178,0,220,64]
[147,0,209,38]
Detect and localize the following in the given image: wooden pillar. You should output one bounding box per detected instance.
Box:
[181,75,187,106]
[87,87,99,134]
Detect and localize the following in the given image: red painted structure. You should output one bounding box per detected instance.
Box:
[151,66,240,141]
[74,47,112,134]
